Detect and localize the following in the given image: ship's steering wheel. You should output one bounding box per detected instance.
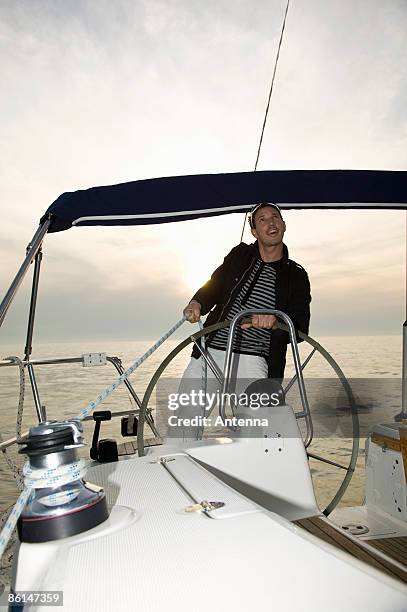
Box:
[137,320,359,516]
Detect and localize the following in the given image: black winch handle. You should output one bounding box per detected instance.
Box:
[90,411,111,460]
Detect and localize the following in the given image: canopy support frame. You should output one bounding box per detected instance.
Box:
[396,211,407,421]
[24,247,46,422]
[0,216,51,331]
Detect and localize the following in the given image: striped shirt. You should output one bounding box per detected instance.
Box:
[207,259,277,357]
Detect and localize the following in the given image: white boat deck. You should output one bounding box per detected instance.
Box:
[13,443,407,612]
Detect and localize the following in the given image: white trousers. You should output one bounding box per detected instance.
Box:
[181,348,268,391]
[176,348,268,440]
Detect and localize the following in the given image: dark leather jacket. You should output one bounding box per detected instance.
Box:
[191,241,311,379]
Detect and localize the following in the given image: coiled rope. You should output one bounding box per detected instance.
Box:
[0,456,90,555]
[0,317,186,559]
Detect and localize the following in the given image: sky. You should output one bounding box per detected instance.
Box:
[0,0,407,346]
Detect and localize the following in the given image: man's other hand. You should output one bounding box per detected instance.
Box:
[241,314,277,330]
[183,300,202,323]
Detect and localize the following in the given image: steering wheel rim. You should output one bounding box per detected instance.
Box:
[136,320,359,516]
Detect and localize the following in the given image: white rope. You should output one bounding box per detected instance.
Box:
[77,317,186,420]
[23,459,90,493]
[0,489,31,555]
[0,458,91,557]
[0,318,187,560]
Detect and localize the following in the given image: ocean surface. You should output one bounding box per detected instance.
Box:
[0,334,403,587]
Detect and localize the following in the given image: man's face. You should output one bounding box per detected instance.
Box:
[251,206,286,247]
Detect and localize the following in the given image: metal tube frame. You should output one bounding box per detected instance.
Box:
[24,248,45,422]
[0,353,159,443]
[190,337,224,384]
[0,217,51,329]
[404,209,407,417]
[24,248,43,361]
[108,356,159,437]
[219,308,313,446]
[27,364,44,422]
[191,336,238,419]
[396,209,407,421]
[0,217,51,422]
[0,406,145,452]
[400,209,407,418]
[399,322,407,420]
[193,327,317,406]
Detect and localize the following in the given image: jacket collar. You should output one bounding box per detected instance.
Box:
[251,240,289,263]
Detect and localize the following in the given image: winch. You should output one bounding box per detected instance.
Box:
[18,420,109,543]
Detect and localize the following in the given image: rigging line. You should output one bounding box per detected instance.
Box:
[254,0,290,172]
[240,0,291,242]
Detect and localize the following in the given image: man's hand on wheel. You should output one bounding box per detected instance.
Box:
[183,300,202,323]
[241,314,277,330]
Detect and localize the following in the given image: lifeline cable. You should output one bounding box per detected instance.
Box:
[240,0,291,242]
[0,357,26,577]
[0,357,26,490]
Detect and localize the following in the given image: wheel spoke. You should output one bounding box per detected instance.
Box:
[307,451,349,471]
[284,348,316,395]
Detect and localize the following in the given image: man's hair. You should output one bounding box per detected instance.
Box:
[249,202,283,229]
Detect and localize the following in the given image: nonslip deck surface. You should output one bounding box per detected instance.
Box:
[295,516,407,584]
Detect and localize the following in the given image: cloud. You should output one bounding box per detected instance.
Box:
[257,0,407,169]
[0,0,406,343]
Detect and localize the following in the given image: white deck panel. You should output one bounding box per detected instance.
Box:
[15,451,407,612]
[159,454,260,518]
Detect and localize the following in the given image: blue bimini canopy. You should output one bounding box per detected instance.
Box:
[43,169,407,233]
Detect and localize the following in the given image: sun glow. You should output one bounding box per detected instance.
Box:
[172,216,244,297]
[183,258,213,294]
